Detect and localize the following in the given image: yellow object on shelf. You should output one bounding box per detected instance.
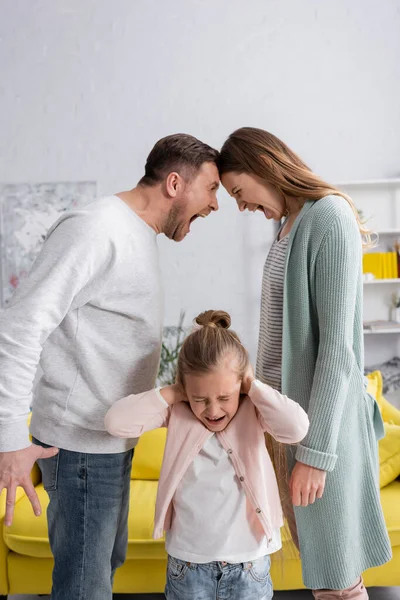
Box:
[382,253,387,279]
[363,252,399,280]
[363,253,380,278]
[376,253,383,279]
[391,252,398,278]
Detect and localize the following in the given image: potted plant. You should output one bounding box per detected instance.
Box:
[390,292,400,323]
[157,311,187,386]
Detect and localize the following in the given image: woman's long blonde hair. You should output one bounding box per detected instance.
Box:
[218,127,372,246]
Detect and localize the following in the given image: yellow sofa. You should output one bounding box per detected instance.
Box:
[1,377,399,596]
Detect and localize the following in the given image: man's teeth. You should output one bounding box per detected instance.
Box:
[198,213,207,218]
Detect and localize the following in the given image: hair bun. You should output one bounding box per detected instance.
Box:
[195,310,231,330]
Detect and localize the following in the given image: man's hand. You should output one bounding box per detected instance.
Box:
[240,363,255,395]
[289,461,326,507]
[0,444,59,526]
[160,383,188,406]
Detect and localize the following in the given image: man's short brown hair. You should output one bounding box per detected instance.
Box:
[138,133,219,187]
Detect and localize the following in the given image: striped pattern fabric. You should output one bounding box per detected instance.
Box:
[256,235,289,391]
[255,233,300,557]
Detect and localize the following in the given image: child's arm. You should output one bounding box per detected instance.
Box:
[104,384,186,438]
[243,370,309,443]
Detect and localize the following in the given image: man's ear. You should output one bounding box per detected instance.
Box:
[165,172,182,198]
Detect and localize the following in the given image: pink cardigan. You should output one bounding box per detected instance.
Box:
[105,380,309,540]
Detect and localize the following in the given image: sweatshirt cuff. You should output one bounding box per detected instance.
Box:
[295,444,337,472]
[0,420,31,452]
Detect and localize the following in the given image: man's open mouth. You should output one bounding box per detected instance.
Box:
[190,212,207,225]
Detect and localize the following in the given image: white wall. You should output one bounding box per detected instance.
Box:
[1,0,400,360]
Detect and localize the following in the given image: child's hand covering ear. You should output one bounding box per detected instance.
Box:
[241,363,255,395]
[160,383,188,406]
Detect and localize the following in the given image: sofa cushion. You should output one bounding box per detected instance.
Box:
[5,477,400,561]
[367,371,400,425]
[366,371,400,487]
[3,485,51,558]
[366,358,400,395]
[380,480,400,547]
[4,479,165,560]
[131,428,167,480]
[379,423,400,488]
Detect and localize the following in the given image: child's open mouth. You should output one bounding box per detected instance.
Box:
[205,416,225,424]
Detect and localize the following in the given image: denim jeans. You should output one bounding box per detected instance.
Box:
[32,437,133,600]
[165,554,273,600]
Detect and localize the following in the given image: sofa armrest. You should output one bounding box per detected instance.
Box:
[0,477,39,595]
[31,461,42,486]
[0,489,10,594]
[0,413,41,594]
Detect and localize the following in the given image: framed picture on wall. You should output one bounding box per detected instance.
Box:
[0,181,96,307]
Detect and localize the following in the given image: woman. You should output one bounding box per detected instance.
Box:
[218,127,392,599]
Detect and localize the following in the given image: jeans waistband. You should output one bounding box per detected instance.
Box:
[169,554,268,572]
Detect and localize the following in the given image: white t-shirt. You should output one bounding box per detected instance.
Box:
[166,434,282,563]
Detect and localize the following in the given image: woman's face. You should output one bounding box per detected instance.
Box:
[221,171,286,221]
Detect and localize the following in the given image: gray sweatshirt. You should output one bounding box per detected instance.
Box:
[0,196,164,453]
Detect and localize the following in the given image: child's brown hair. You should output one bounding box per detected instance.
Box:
[176,310,249,388]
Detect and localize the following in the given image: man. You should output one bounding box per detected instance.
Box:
[0,133,219,599]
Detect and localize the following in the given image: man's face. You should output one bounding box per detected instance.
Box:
[163,162,220,242]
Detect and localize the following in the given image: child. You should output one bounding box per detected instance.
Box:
[105,310,309,600]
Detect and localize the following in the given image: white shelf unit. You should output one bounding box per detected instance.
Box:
[364,329,400,335]
[364,279,400,284]
[338,179,400,367]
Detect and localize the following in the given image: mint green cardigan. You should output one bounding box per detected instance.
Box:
[280,196,392,589]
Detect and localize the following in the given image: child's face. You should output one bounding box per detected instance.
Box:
[184,355,242,432]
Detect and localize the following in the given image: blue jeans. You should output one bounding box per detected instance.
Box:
[165,554,273,600]
[32,437,133,600]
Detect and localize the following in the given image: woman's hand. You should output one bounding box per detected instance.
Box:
[289,461,326,507]
[160,383,188,406]
[241,363,255,395]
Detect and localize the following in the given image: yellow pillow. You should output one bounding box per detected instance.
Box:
[379,422,400,488]
[366,370,400,425]
[366,371,400,487]
[131,428,167,480]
